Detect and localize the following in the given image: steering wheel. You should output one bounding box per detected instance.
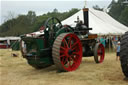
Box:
[44,17,62,32]
[43,17,62,44]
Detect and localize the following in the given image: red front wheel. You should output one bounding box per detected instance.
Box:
[52,33,82,71]
[94,43,105,63]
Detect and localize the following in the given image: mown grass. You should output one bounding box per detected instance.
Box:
[0,49,128,85]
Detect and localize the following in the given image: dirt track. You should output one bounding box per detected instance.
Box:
[0,49,128,85]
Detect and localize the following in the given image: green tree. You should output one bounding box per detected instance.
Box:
[119,7,128,26]
[93,5,103,11]
[53,8,58,13]
[108,0,128,26]
[27,11,36,24]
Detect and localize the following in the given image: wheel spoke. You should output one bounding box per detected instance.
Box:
[60,54,66,57]
[68,58,72,67]
[98,52,101,56]
[99,56,103,62]
[60,46,66,51]
[72,45,78,51]
[73,52,80,55]
[63,57,68,64]
[97,48,101,55]
[68,36,72,48]
[71,41,79,49]
[63,39,69,48]
[60,50,65,54]
[70,55,76,64]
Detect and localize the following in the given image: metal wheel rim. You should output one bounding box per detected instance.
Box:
[59,33,82,71]
[97,44,105,63]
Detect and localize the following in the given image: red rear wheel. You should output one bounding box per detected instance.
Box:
[94,43,105,63]
[52,33,82,71]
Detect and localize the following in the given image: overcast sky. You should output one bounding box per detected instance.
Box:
[0,0,113,25]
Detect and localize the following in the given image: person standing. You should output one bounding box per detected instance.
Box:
[100,36,106,47]
[116,41,120,61]
[114,36,118,46]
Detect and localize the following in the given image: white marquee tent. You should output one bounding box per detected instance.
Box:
[61,8,128,35]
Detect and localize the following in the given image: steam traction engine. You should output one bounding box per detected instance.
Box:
[20,8,105,72]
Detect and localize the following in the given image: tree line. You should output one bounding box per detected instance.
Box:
[0,8,79,36]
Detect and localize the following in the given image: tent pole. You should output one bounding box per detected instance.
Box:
[109,34,111,53]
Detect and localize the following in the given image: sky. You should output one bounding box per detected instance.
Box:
[0,0,113,25]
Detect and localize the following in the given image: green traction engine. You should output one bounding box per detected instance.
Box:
[20,8,105,71]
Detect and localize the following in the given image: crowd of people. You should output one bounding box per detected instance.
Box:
[98,35,120,48]
[98,35,121,60]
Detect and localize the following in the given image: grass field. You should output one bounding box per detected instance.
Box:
[0,49,128,85]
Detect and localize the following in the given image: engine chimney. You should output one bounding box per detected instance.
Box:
[83,8,89,28]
